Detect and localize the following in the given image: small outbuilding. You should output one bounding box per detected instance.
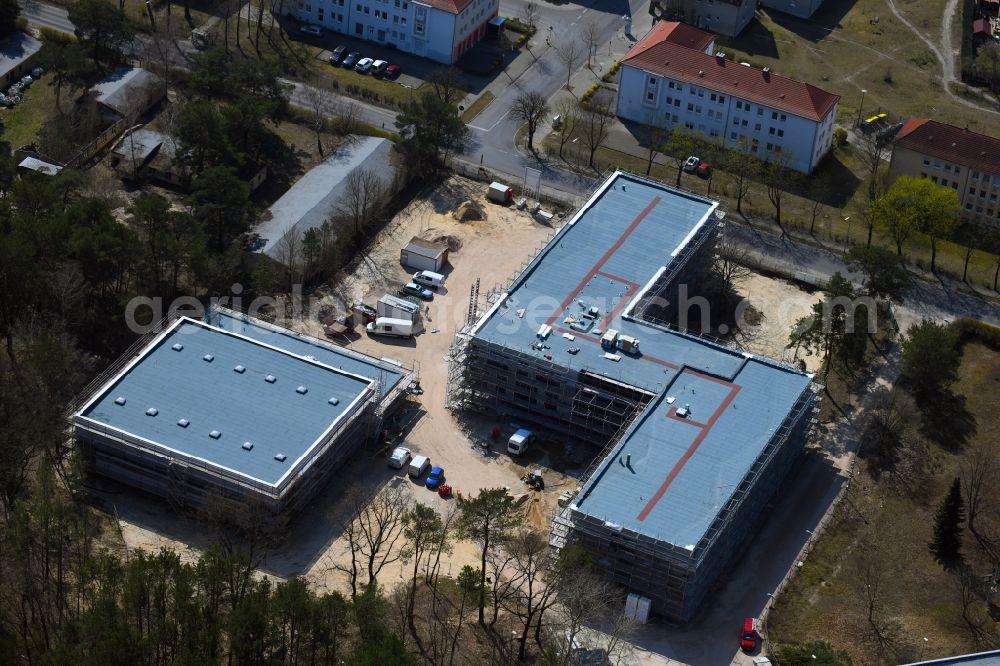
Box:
[0,33,41,89]
[89,66,165,121]
[400,237,448,272]
[17,155,62,176]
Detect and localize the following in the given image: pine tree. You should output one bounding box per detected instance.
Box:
[929,477,964,567]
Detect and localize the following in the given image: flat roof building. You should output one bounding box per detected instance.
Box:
[254,136,398,260]
[448,171,818,621]
[73,309,412,513]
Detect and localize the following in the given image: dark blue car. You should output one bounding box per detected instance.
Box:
[425,466,444,489]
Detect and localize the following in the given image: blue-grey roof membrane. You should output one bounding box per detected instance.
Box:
[78,319,374,486]
[472,172,813,550]
[206,309,405,400]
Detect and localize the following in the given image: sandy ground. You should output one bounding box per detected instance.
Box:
[736,273,824,373]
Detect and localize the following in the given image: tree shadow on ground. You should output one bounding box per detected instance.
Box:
[918,389,977,451]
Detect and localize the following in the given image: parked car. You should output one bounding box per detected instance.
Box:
[696,161,712,178]
[388,446,411,469]
[385,64,401,79]
[401,282,433,300]
[683,156,701,173]
[372,59,389,76]
[342,51,361,68]
[300,24,322,36]
[412,270,444,290]
[740,617,758,652]
[355,57,375,73]
[329,45,346,64]
[425,466,445,489]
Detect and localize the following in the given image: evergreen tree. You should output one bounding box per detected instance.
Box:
[929,477,964,567]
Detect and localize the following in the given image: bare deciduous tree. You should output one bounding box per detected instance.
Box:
[580,105,610,168]
[338,167,386,238]
[302,86,329,157]
[520,1,538,30]
[712,238,753,313]
[510,90,550,152]
[856,130,890,202]
[554,98,579,159]
[724,137,759,215]
[582,20,601,69]
[333,483,412,598]
[557,38,584,89]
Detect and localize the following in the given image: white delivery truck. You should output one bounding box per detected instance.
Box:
[366,317,416,338]
[488,181,513,204]
[507,428,535,456]
[408,454,430,478]
[412,270,445,290]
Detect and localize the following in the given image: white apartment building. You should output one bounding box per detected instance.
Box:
[617,22,840,174]
[281,0,498,64]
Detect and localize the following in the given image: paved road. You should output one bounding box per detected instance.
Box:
[726,222,1000,330]
[467,0,639,194]
[19,0,74,33]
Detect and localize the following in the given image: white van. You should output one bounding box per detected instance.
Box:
[412,270,445,290]
[366,317,415,338]
[507,428,535,456]
[408,454,430,478]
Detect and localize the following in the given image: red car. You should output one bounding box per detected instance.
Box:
[696,161,712,178]
[740,617,758,652]
[385,64,401,79]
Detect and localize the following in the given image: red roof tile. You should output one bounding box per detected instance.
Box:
[622,26,840,122]
[417,0,474,14]
[627,21,717,57]
[972,18,992,35]
[893,118,1000,174]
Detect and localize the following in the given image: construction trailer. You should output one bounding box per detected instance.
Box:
[400,236,449,272]
[447,171,819,622]
[72,308,414,516]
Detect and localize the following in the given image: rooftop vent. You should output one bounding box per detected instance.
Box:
[715,50,726,58]
[698,70,704,76]
[265,375,276,383]
[203,354,214,362]
[242,442,254,451]
[114,396,127,406]
[296,386,308,395]
[274,453,287,462]
[177,418,190,428]
[171,343,184,352]
[328,397,340,406]
[209,430,222,439]
[234,365,246,373]
[763,66,771,73]
[146,407,158,416]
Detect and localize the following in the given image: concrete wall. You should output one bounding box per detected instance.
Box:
[617,64,838,174]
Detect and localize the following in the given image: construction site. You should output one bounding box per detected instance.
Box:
[447,171,821,622]
[72,308,415,515]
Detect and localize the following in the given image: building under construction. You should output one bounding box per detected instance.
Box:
[447,171,819,622]
[73,308,413,514]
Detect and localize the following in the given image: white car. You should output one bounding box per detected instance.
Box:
[355,57,375,73]
[372,59,389,76]
[683,155,701,173]
[300,25,322,36]
[388,446,412,469]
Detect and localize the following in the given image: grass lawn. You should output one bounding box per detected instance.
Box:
[767,341,1000,664]
[461,90,494,123]
[548,133,1000,290]
[308,59,420,110]
[717,0,995,135]
[0,74,58,150]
